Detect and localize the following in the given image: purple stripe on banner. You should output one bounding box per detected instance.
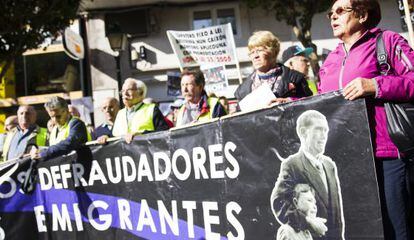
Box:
[0,184,228,240]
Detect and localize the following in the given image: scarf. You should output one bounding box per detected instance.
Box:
[251,66,283,93]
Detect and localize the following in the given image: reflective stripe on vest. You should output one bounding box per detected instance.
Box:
[49,118,91,146]
[2,126,48,161]
[176,97,219,126]
[112,103,155,136]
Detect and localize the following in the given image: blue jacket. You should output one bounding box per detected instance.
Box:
[92,124,113,140]
[40,118,88,160]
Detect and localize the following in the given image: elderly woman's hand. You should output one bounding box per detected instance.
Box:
[269,98,291,106]
[343,77,377,100]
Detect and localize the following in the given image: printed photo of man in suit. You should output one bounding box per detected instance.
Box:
[270,110,344,240]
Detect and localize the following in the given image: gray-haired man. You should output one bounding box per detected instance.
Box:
[30,96,91,161]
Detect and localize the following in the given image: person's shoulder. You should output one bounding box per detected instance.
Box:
[281,64,302,77]
[8,127,18,135]
[320,154,334,164]
[144,102,156,107]
[234,72,254,100]
[118,107,127,113]
[33,125,47,134]
[94,124,106,131]
[69,117,86,129]
[70,117,83,124]
[280,64,306,82]
[207,96,219,103]
[277,224,296,240]
[380,28,407,46]
[282,152,303,166]
[380,28,400,38]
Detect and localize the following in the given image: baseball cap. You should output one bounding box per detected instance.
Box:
[282,45,313,63]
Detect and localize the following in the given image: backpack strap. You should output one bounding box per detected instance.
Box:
[376,31,391,76]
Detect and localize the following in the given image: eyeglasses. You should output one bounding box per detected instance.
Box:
[248,48,266,57]
[119,88,139,95]
[326,6,354,19]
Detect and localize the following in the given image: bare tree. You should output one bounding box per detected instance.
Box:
[244,0,332,78]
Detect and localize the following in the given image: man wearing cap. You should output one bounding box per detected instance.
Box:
[176,69,227,127]
[282,45,317,94]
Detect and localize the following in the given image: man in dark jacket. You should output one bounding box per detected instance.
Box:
[30,97,90,161]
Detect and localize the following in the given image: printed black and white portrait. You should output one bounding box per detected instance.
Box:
[270,110,345,240]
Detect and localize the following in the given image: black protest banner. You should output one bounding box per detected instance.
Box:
[0,91,383,239]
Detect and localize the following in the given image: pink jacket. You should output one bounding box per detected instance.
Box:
[319,28,414,158]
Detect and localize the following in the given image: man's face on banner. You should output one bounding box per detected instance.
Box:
[302,118,329,156]
[294,191,317,218]
[181,74,203,104]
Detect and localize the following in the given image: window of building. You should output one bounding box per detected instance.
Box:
[217,8,237,34]
[15,51,81,96]
[193,10,213,30]
[191,5,240,36]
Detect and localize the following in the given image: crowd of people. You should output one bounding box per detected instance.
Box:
[0,0,413,239]
[0,67,231,163]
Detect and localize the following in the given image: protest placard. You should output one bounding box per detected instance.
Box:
[167,23,238,69]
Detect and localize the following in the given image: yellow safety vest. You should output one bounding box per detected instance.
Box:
[2,126,48,162]
[112,103,155,137]
[176,97,219,126]
[49,117,92,146]
[307,79,318,95]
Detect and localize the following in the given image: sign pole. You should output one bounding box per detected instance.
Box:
[166,31,184,72]
[402,0,414,48]
[235,61,243,85]
[226,23,243,84]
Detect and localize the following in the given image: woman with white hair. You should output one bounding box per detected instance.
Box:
[235,31,312,105]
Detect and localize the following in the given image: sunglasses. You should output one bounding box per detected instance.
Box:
[326,6,354,19]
